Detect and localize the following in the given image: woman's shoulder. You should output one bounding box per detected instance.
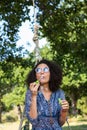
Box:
[56,88,64,93]
[25,89,32,97]
[55,89,65,99]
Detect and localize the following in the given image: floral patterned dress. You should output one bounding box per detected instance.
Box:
[25,89,65,130]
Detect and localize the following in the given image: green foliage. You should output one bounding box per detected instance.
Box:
[0,0,32,38]
[0,61,15,97]
[0,0,87,119]
[2,86,26,108]
[77,97,87,114]
[35,1,87,102]
[36,0,87,92]
[40,44,53,60]
[37,0,87,61]
[1,61,32,109]
[0,1,32,61]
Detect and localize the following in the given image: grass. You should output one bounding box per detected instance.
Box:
[62,115,87,130]
[62,125,87,130]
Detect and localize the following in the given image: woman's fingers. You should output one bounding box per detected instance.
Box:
[61,100,69,112]
[29,82,40,95]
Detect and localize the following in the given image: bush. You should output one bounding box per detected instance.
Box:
[6,115,17,122]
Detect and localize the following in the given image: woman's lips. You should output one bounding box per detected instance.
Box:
[39,75,44,81]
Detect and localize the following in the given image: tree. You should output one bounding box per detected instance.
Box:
[35,0,87,104]
[0,0,31,61]
[61,54,87,108]
[40,43,53,60]
[0,54,36,122]
[36,0,87,59]
[1,1,87,62]
[0,1,32,122]
[1,65,29,108]
[0,0,87,116]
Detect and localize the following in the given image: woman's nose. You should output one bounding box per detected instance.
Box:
[40,69,44,73]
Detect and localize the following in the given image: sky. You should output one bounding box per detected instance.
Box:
[17,20,47,53]
[17,6,47,53]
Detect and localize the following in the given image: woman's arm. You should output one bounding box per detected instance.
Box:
[59,100,69,126]
[29,95,38,119]
[25,82,40,126]
[29,82,39,119]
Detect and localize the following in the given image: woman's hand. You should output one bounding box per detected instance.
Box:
[59,100,69,126]
[29,81,40,96]
[61,100,69,112]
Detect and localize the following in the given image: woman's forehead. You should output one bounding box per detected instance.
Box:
[36,63,49,68]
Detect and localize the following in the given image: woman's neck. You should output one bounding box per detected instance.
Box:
[40,83,50,92]
[40,86,52,101]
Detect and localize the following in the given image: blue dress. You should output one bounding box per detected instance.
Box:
[25,89,65,130]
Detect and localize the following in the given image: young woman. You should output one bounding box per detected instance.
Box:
[25,59,69,130]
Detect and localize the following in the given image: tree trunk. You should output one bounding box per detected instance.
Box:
[71,93,78,116]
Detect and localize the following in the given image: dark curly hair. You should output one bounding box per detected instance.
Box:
[26,59,62,92]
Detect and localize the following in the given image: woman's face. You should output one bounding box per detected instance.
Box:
[35,63,50,85]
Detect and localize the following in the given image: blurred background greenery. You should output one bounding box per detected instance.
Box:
[0,0,87,126]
